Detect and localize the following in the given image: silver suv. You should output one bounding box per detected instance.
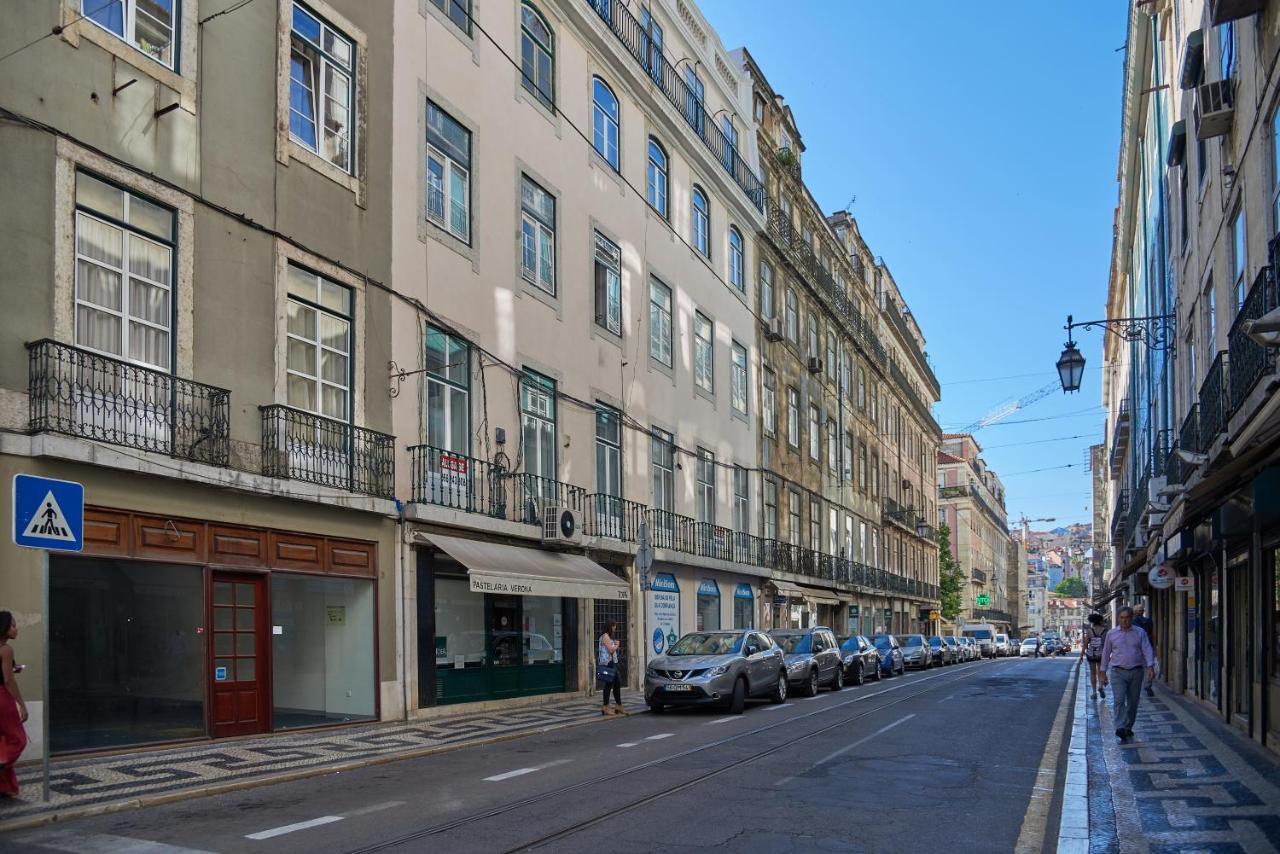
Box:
[768,627,845,696]
[645,630,788,715]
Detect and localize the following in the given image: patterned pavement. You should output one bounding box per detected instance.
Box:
[1087,680,1280,853]
[0,693,647,829]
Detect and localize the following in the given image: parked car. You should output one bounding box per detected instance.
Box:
[838,635,883,685]
[961,624,998,658]
[943,636,963,662]
[645,630,788,714]
[994,633,1012,657]
[898,634,931,670]
[1019,638,1039,657]
[769,627,845,696]
[1041,638,1058,656]
[871,634,906,676]
[956,637,975,661]
[927,635,953,666]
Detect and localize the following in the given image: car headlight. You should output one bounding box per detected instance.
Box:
[707,664,729,677]
[645,666,658,678]
[788,661,806,672]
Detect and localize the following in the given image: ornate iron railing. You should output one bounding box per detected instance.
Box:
[260,405,394,498]
[509,473,586,525]
[27,339,230,466]
[409,445,508,518]
[1111,488,1129,540]
[584,494,647,541]
[1228,265,1278,414]
[1198,351,1229,450]
[649,508,696,553]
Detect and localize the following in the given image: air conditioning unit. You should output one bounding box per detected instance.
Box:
[807,356,824,374]
[1147,476,1167,505]
[1146,510,1166,531]
[541,504,582,545]
[764,316,783,342]
[1196,79,1235,139]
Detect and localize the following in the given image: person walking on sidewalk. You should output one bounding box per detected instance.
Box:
[1081,613,1107,699]
[597,622,625,716]
[0,611,29,798]
[1100,605,1155,742]
[1132,603,1157,697]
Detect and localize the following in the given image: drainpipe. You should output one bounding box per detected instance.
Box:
[397,498,410,722]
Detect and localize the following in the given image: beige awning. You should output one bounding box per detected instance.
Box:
[799,585,842,606]
[424,533,630,601]
[769,579,806,598]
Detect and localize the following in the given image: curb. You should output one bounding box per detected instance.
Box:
[0,704,647,834]
[1056,661,1089,853]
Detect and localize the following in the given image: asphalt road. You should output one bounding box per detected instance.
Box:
[6,656,1076,854]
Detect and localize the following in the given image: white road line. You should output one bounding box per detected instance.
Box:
[18,830,216,853]
[483,759,571,780]
[760,704,787,710]
[344,800,405,817]
[706,717,736,725]
[245,816,344,841]
[617,742,640,748]
[644,733,674,741]
[775,714,916,787]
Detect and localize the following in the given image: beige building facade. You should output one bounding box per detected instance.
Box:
[938,434,1014,629]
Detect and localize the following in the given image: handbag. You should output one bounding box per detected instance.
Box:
[596,662,618,686]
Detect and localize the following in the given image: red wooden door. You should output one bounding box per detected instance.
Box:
[210,573,269,737]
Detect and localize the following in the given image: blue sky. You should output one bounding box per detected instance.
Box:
[700,0,1128,528]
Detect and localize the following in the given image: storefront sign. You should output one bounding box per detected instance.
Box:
[647,573,680,661]
[327,605,346,625]
[698,578,720,597]
[468,572,629,600]
[734,583,754,600]
[1148,563,1176,589]
[1173,575,1194,592]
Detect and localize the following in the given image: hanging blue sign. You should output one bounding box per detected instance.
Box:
[698,578,719,597]
[734,583,754,600]
[650,573,679,593]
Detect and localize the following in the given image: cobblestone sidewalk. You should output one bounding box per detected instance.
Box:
[0,692,647,831]
[1087,680,1280,852]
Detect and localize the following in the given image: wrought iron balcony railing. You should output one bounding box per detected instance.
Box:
[409,445,508,518]
[1198,350,1229,450]
[1228,265,1278,415]
[584,494,648,542]
[260,405,394,498]
[510,472,586,525]
[27,339,230,466]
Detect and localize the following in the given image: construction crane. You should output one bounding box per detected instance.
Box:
[1016,514,1056,546]
[958,381,1060,433]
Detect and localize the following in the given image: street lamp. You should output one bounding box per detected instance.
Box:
[1054,313,1174,394]
[1056,332,1085,394]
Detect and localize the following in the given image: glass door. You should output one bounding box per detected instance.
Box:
[211,573,269,738]
[1228,557,1251,726]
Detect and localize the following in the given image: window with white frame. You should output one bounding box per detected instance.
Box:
[429,0,470,33]
[595,404,622,498]
[808,404,820,461]
[696,447,716,524]
[83,0,175,68]
[1204,277,1217,350]
[425,325,470,453]
[826,332,837,382]
[520,370,557,484]
[788,490,801,546]
[728,226,744,291]
[807,313,819,360]
[760,260,774,318]
[594,231,622,335]
[809,499,821,551]
[858,367,866,409]
[692,186,710,258]
[828,506,838,557]
[721,115,738,175]
[1232,208,1246,309]
[520,2,555,109]
[647,138,669,217]
[684,66,705,136]
[651,427,675,513]
[787,387,800,449]
[286,264,352,421]
[763,479,778,540]
[426,101,471,242]
[859,521,867,562]
[694,311,714,393]
[785,288,799,343]
[290,4,355,174]
[762,367,776,437]
[859,441,868,491]
[520,175,555,294]
[842,432,853,481]
[827,418,837,474]
[731,341,748,415]
[649,277,673,367]
[74,171,174,371]
[733,466,749,533]
[592,77,620,170]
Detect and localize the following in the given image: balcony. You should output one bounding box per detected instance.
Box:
[509,473,586,525]
[1152,429,1172,478]
[582,0,764,210]
[260,405,394,498]
[1198,351,1229,450]
[1111,488,1129,541]
[1228,266,1278,415]
[1169,404,1200,486]
[1108,398,1131,478]
[27,339,230,466]
[409,445,508,518]
[971,567,987,585]
[584,494,648,542]
[1126,466,1150,550]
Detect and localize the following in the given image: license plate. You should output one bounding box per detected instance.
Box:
[665,683,693,691]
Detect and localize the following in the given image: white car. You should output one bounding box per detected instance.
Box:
[1019,638,1039,657]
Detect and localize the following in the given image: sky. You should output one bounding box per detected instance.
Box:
[700,0,1129,529]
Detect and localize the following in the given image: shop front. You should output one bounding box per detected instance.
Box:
[646,565,760,647]
[415,533,630,707]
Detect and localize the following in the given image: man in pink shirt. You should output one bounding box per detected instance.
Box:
[1100,605,1155,742]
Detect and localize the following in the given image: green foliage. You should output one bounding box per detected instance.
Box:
[1054,576,1087,597]
[935,524,964,621]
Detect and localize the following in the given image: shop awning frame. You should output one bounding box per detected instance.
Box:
[423,533,630,601]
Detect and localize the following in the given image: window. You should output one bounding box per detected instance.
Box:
[809,499,821,551]
[871,452,880,496]
[647,138,669,217]
[426,325,470,453]
[733,584,753,630]
[639,6,663,84]
[826,332,837,382]
[721,115,738,174]
[753,94,765,122]
[649,277,673,367]
[728,227,744,291]
[762,368,777,437]
[731,342,748,415]
[286,264,352,420]
[594,232,622,335]
[787,387,800,449]
[807,313,819,359]
[696,579,720,631]
[696,448,716,523]
[808,405,820,461]
[788,490,801,546]
[1205,278,1217,349]
[429,0,470,33]
[844,515,854,560]
[651,428,675,512]
[858,367,866,409]
[595,405,622,498]
[1232,209,1246,309]
[694,312,714,393]
[733,466,749,533]
[841,349,851,394]
[426,101,471,241]
[763,479,778,540]
[521,176,556,293]
[83,0,175,68]
[520,2,554,109]
[859,521,867,562]
[592,77,620,170]
[785,288,799,342]
[520,371,556,484]
[1180,162,1190,250]
[684,67,705,136]
[290,4,355,173]
[1274,110,1280,231]
[871,529,879,568]
[74,171,174,370]
[760,261,774,318]
[828,507,838,557]
[692,186,710,258]
[842,432,853,481]
[1219,22,1235,81]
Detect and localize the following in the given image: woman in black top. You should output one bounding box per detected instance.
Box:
[1080,613,1108,699]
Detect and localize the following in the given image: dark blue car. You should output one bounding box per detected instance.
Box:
[871,634,905,677]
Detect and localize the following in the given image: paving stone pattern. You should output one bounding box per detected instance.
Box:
[1088,683,1280,853]
[0,693,646,825]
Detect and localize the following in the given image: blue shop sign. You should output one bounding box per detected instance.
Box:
[734,583,754,600]
[698,578,719,597]
[651,573,679,593]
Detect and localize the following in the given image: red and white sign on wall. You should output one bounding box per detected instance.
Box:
[1148,563,1176,590]
[1173,575,1194,592]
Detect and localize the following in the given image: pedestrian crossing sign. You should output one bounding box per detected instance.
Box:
[12,474,84,552]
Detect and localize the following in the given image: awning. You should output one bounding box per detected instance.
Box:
[798,585,842,606]
[769,579,806,598]
[424,533,629,601]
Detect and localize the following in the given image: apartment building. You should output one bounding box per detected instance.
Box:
[1102,0,1280,754]
[1007,535,1028,633]
[0,0,399,755]
[938,434,1014,629]
[738,52,942,638]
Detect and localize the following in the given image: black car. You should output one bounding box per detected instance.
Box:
[769,627,845,695]
[838,634,883,685]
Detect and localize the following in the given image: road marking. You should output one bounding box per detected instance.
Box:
[345,800,405,817]
[1056,663,1090,849]
[775,714,916,787]
[706,717,736,725]
[1013,660,1077,853]
[483,759,571,781]
[760,704,787,710]
[17,830,216,853]
[617,742,640,748]
[644,733,674,741]
[245,816,344,840]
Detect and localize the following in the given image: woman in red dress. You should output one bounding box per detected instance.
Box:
[0,611,29,798]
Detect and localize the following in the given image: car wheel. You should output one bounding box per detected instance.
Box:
[852,663,864,686]
[769,671,788,704]
[728,677,746,715]
[832,666,844,691]
[897,662,905,676]
[874,662,883,681]
[802,669,819,697]
[648,702,665,714]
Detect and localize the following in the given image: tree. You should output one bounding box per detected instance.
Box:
[935,524,964,621]
[1054,576,1087,597]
